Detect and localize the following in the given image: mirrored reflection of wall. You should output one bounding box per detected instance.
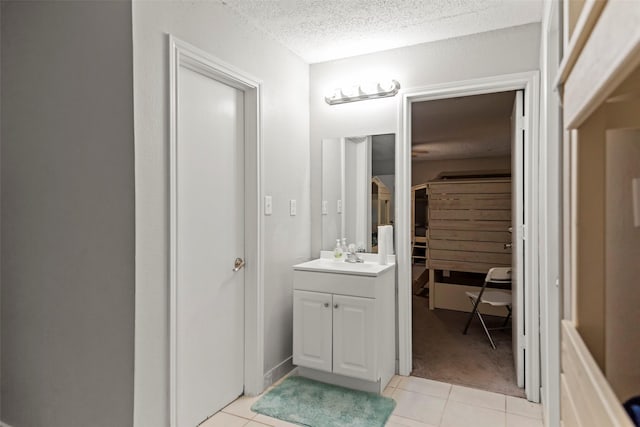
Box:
[344,136,371,250]
[320,134,395,252]
[321,138,343,250]
[371,134,395,252]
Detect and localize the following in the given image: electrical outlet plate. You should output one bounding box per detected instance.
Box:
[264,195,272,215]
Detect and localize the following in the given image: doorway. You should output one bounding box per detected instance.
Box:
[409,91,520,397]
[397,72,541,402]
[168,36,264,427]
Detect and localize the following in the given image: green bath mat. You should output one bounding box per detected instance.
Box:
[251,376,396,427]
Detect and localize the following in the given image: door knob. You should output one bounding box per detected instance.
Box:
[334,304,339,309]
[324,303,329,308]
[504,243,513,249]
[232,257,245,272]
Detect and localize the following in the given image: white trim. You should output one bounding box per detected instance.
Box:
[514,89,526,389]
[561,321,635,427]
[397,71,541,402]
[540,1,562,425]
[263,356,295,390]
[168,35,264,427]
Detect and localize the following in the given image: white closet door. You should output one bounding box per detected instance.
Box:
[175,65,245,427]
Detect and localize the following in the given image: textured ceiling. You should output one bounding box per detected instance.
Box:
[411,91,516,161]
[220,0,543,63]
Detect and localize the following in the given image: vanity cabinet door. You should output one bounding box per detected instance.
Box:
[293,290,333,373]
[332,294,377,381]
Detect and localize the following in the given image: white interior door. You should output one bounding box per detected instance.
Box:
[176,65,245,426]
[511,90,525,388]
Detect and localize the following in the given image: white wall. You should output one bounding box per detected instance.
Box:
[1,2,135,426]
[132,2,310,426]
[539,2,562,425]
[412,156,511,184]
[310,23,542,254]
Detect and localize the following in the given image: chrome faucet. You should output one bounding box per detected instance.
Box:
[344,246,364,263]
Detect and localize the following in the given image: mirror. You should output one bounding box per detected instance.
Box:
[321,134,395,252]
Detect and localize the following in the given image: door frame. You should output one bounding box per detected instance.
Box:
[396,71,541,401]
[168,35,264,427]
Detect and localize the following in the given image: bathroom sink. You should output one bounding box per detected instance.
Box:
[293,254,395,277]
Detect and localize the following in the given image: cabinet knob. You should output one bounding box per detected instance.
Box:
[324,302,329,308]
[334,304,339,309]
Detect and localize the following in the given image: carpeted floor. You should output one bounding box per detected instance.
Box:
[411,294,525,398]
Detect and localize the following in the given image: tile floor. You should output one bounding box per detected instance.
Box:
[201,375,544,427]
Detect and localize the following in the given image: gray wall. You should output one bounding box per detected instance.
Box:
[1,2,135,426]
[310,23,541,254]
[132,2,310,426]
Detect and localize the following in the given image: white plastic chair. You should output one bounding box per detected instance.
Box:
[463,267,512,349]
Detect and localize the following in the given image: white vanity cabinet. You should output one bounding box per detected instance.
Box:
[292,290,333,373]
[294,290,376,381]
[332,294,376,380]
[292,255,395,394]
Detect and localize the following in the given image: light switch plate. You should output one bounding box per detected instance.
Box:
[322,200,328,215]
[337,199,342,214]
[290,199,297,216]
[264,195,272,215]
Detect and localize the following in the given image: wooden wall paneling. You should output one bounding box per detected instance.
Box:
[426,178,512,309]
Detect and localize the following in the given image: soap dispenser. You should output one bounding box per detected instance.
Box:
[334,239,343,260]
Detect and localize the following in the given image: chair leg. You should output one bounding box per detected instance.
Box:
[502,305,512,328]
[476,310,497,350]
[463,296,481,334]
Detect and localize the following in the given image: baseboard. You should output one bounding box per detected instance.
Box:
[263,356,294,390]
[297,367,382,394]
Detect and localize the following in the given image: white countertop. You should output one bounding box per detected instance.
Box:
[293,252,395,277]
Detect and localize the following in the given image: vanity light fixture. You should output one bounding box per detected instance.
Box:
[324,80,401,105]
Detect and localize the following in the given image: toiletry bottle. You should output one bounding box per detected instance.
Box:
[341,237,348,253]
[334,239,343,260]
